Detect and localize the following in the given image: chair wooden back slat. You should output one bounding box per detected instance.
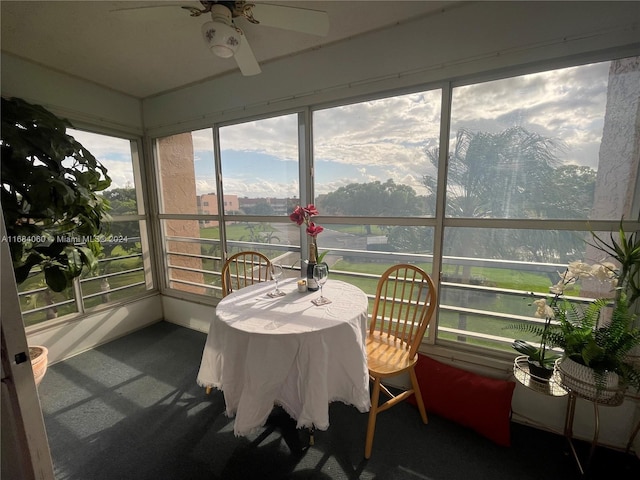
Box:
[221,251,271,297]
[369,264,437,357]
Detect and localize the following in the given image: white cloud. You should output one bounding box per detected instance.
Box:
[451,61,610,170]
[219,114,299,161]
[195,178,217,196]
[191,129,214,152]
[66,59,626,200]
[68,129,132,159]
[100,160,135,190]
[68,129,135,189]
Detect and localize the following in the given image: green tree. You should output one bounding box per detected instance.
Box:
[101,187,139,247]
[242,202,275,215]
[1,97,111,292]
[423,127,568,339]
[98,187,140,276]
[536,164,596,220]
[102,187,137,215]
[422,127,592,260]
[387,226,433,253]
[424,127,564,221]
[317,179,421,234]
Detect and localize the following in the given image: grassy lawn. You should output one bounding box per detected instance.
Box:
[200,223,279,241]
[329,225,388,235]
[200,226,219,239]
[329,257,552,354]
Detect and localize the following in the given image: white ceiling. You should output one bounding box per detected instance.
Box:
[1,1,455,99]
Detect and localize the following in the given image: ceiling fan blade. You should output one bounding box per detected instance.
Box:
[234,30,261,76]
[110,4,188,14]
[249,3,329,36]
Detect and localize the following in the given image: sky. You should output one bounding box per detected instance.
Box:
[69,58,623,201]
[69,129,135,191]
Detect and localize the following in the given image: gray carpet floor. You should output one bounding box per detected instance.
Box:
[37,321,640,480]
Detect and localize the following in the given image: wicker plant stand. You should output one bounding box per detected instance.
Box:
[513,355,628,477]
[555,358,626,477]
[513,355,567,397]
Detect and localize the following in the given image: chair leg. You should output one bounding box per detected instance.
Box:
[365,377,382,459]
[409,367,428,424]
[205,386,212,395]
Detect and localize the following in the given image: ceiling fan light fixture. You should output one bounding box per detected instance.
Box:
[201,20,241,58]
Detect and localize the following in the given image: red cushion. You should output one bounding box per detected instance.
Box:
[410,354,515,446]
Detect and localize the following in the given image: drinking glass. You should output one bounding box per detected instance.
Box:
[269,263,284,296]
[312,264,330,305]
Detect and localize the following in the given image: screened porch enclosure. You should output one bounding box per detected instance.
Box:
[3,2,640,473]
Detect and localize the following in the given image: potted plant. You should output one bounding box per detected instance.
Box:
[509,220,640,393]
[550,222,640,400]
[1,96,112,292]
[587,219,640,304]
[511,316,559,381]
[507,269,578,382]
[2,96,111,386]
[549,294,640,399]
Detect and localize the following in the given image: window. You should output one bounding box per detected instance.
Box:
[219,115,300,266]
[156,116,302,299]
[310,89,443,336]
[218,114,299,214]
[154,55,639,359]
[18,129,153,327]
[447,61,628,221]
[440,57,640,352]
[156,129,221,296]
[314,90,442,217]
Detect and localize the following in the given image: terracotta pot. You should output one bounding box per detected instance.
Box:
[29,346,48,387]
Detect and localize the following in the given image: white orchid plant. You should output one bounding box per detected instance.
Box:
[510,259,619,371]
[510,222,640,390]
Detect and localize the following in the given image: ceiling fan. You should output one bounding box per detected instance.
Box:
[117,1,330,76]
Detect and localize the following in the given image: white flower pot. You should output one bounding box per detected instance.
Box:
[556,356,620,402]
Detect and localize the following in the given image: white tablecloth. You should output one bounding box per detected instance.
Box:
[197,278,371,436]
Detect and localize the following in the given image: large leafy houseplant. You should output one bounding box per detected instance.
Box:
[1,97,111,292]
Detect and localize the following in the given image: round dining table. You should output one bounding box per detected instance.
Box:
[196,277,371,436]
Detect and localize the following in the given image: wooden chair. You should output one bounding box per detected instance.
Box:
[221,251,271,297]
[205,251,271,395]
[364,264,437,459]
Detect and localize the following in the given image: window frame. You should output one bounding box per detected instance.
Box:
[151,52,640,363]
[19,128,156,332]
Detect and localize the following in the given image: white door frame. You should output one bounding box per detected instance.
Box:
[1,212,55,480]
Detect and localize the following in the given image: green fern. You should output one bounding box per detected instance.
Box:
[550,295,640,391]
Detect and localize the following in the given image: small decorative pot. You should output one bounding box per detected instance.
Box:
[556,356,619,401]
[527,359,554,382]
